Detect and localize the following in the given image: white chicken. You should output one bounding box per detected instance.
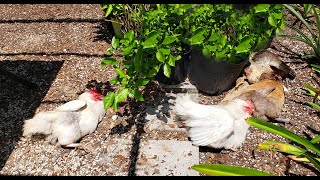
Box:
[22,89,106,152]
[175,94,254,150]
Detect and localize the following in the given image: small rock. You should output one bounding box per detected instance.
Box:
[111,115,118,121]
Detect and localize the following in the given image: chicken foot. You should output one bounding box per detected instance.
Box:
[64,143,93,153]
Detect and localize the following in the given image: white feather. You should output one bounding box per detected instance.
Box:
[54,100,87,111]
[175,94,251,150]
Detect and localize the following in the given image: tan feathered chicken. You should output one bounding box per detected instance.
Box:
[221,49,294,122]
[23,89,106,152]
[222,79,285,121]
[244,49,295,84]
[175,94,254,150]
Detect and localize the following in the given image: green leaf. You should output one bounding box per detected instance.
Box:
[304,153,320,171]
[247,117,320,154]
[278,33,316,52]
[134,47,142,71]
[162,35,177,45]
[115,88,129,103]
[176,55,182,61]
[143,31,159,48]
[124,30,135,42]
[307,102,320,111]
[283,4,318,46]
[100,57,118,68]
[202,47,211,57]
[105,5,113,18]
[190,28,206,45]
[103,92,115,109]
[219,35,228,46]
[206,45,217,52]
[158,48,171,55]
[132,89,144,101]
[304,83,319,97]
[312,6,320,49]
[192,164,274,176]
[272,12,283,19]
[311,135,320,144]
[101,4,108,10]
[115,68,126,78]
[110,76,120,85]
[268,14,277,27]
[163,63,171,78]
[274,4,283,9]
[236,40,251,53]
[122,44,135,56]
[215,50,226,60]
[311,64,320,70]
[254,37,271,51]
[305,83,318,92]
[303,54,318,60]
[111,36,119,49]
[156,50,165,62]
[257,141,307,156]
[148,65,160,78]
[112,99,118,111]
[168,54,176,66]
[208,31,219,42]
[254,4,270,13]
[135,79,149,87]
[106,46,113,53]
[288,155,320,162]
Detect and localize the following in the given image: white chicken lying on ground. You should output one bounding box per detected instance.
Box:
[175,94,254,150]
[23,89,106,152]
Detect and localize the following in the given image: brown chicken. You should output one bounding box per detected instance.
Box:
[222,78,285,121]
[244,49,295,84]
[221,49,294,121]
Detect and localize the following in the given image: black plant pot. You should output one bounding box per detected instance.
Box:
[155,46,191,85]
[188,48,249,95]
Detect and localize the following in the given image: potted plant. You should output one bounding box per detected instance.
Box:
[100,4,193,110]
[184,4,286,94]
[100,4,286,110]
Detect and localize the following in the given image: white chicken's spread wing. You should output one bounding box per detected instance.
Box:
[54,100,87,112]
[185,109,235,146]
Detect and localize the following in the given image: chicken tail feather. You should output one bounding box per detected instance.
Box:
[22,111,60,136]
[175,94,198,120]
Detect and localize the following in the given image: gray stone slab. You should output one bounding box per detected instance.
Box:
[97,138,133,176]
[135,140,199,176]
[144,92,198,132]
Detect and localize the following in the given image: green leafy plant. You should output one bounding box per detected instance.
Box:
[304,64,320,111]
[101,4,151,38]
[191,164,274,176]
[247,117,320,172]
[184,4,285,63]
[291,4,314,21]
[279,4,320,59]
[100,4,193,110]
[100,4,286,111]
[101,4,124,18]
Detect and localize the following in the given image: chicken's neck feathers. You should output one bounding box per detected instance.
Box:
[220,99,251,120]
